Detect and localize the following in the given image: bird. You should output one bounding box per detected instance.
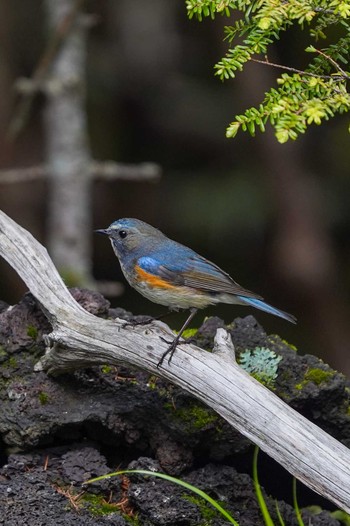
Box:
[95,218,296,366]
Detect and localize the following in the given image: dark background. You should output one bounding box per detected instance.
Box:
[1,0,350,374]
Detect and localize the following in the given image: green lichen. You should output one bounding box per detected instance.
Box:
[239,347,282,388]
[169,403,218,430]
[38,391,49,405]
[295,367,335,391]
[101,365,113,374]
[7,356,18,368]
[183,494,223,524]
[281,339,298,351]
[82,493,121,516]
[0,347,8,367]
[182,328,198,339]
[147,375,158,389]
[27,325,38,339]
[304,368,334,385]
[266,334,299,357]
[123,514,141,525]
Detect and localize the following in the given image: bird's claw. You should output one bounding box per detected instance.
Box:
[157,336,193,368]
[157,341,177,368]
[159,336,172,345]
[122,317,153,329]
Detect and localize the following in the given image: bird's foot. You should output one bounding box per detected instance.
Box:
[122,311,173,329]
[157,335,192,368]
[122,316,153,329]
[157,307,198,367]
[157,338,178,368]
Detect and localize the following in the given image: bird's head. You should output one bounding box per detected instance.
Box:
[95,218,166,258]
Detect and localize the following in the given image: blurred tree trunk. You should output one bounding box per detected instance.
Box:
[0,2,29,299]
[238,61,350,376]
[44,0,93,286]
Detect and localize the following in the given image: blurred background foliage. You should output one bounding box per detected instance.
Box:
[1,0,350,374]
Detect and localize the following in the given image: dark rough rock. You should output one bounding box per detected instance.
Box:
[0,449,341,526]
[193,315,350,446]
[0,446,127,526]
[0,290,348,524]
[0,292,50,354]
[0,301,8,314]
[151,430,193,475]
[69,288,111,317]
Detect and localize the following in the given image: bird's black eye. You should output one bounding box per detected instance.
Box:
[119,230,127,239]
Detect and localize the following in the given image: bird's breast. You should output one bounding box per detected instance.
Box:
[128,264,215,309]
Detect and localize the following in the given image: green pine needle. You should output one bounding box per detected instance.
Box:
[187,0,350,142]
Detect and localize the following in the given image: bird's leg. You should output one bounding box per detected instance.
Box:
[123,310,173,328]
[157,308,198,368]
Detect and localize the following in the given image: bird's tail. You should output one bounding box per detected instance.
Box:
[237,296,296,324]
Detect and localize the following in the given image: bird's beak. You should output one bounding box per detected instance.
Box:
[94,228,110,236]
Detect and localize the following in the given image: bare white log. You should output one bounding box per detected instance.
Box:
[0,209,350,512]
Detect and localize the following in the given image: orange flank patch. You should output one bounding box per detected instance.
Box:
[135,266,177,290]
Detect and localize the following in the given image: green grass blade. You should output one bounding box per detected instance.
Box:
[331,510,350,525]
[292,478,305,526]
[252,446,275,526]
[275,500,285,526]
[85,469,240,526]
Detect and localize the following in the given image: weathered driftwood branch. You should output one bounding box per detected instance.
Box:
[0,209,350,512]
